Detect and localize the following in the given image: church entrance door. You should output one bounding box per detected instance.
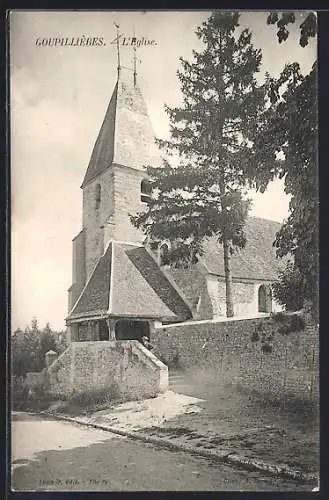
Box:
[115,320,150,342]
[99,319,109,340]
[258,285,272,313]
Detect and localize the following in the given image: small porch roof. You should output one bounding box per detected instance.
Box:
[66,241,192,325]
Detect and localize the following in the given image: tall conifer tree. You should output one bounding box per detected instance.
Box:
[132,12,266,317]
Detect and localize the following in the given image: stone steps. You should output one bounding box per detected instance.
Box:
[168,370,192,393]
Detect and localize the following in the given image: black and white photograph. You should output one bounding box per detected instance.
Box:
[10,10,319,492]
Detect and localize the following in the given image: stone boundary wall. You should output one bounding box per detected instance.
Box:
[47,347,73,397]
[152,316,319,402]
[46,340,168,401]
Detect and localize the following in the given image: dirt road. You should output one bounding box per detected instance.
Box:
[11,412,310,491]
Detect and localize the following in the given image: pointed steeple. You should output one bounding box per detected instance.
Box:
[81,70,161,188]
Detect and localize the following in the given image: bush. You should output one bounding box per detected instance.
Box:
[12,376,29,410]
[69,383,121,408]
[251,321,273,343]
[271,311,286,323]
[45,400,68,413]
[11,374,54,411]
[261,342,273,354]
[250,321,275,354]
[251,329,260,342]
[272,311,305,335]
[272,262,304,312]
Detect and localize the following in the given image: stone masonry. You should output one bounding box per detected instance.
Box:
[151,316,319,402]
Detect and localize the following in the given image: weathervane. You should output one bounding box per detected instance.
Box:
[113,22,142,86]
[113,22,121,77]
[133,29,137,87]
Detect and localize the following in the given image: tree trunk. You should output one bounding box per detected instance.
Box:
[223,234,234,317]
[217,168,235,318]
[217,30,234,318]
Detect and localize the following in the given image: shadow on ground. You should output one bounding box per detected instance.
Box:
[11,426,310,492]
[12,412,59,422]
[164,368,319,474]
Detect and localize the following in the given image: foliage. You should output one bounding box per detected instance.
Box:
[26,379,54,410]
[272,261,305,311]
[12,373,53,411]
[251,310,305,355]
[12,376,29,410]
[11,318,68,378]
[271,311,286,323]
[271,311,305,335]
[250,321,274,354]
[267,11,317,47]
[46,400,70,414]
[69,384,121,408]
[251,328,260,342]
[261,342,273,354]
[132,11,267,317]
[251,12,318,318]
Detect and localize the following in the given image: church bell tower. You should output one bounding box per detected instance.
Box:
[67,48,161,313]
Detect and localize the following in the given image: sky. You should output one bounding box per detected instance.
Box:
[10,10,317,330]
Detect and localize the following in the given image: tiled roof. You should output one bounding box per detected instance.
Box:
[67,241,192,322]
[81,84,117,188]
[110,243,177,319]
[81,72,161,188]
[68,243,112,317]
[201,216,283,281]
[124,246,192,321]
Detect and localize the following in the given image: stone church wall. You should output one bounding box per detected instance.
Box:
[152,316,319,402]
[206,277,282,319]
[103,164,146,245]
[83,167,121,279]
[207,276,257,318]
[230,280,256,316]
[82,164,147,279]
[166,265,272,321]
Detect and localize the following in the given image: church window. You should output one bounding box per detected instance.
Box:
[141,179,153,203]
[159,242,170,266]
[95,184,101,210]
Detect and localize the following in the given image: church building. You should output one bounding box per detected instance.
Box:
[66,69,193,343]
[66,67,283,342]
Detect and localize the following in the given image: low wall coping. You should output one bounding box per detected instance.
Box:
[157,314,271,330]
[47,345,72,374]
[131,341,168,372]
[70,340,168,372]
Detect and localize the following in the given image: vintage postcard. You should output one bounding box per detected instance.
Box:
[10,10,319,492]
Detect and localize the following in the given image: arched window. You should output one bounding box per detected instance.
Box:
[159,242,170,267]
[141,179,153,203]
[95,184,101,210]
[258,284,272,313]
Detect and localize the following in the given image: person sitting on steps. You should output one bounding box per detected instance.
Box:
[141,335,154,351]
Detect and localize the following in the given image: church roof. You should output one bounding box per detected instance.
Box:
[81,72,161,188]
[201,216,283,281]
[67,241,192,323]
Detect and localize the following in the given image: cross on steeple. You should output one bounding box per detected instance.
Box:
[113,23,142,87]
[133,30,137,87]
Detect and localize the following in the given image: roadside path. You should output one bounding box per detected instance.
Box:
[11,412,310,491]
